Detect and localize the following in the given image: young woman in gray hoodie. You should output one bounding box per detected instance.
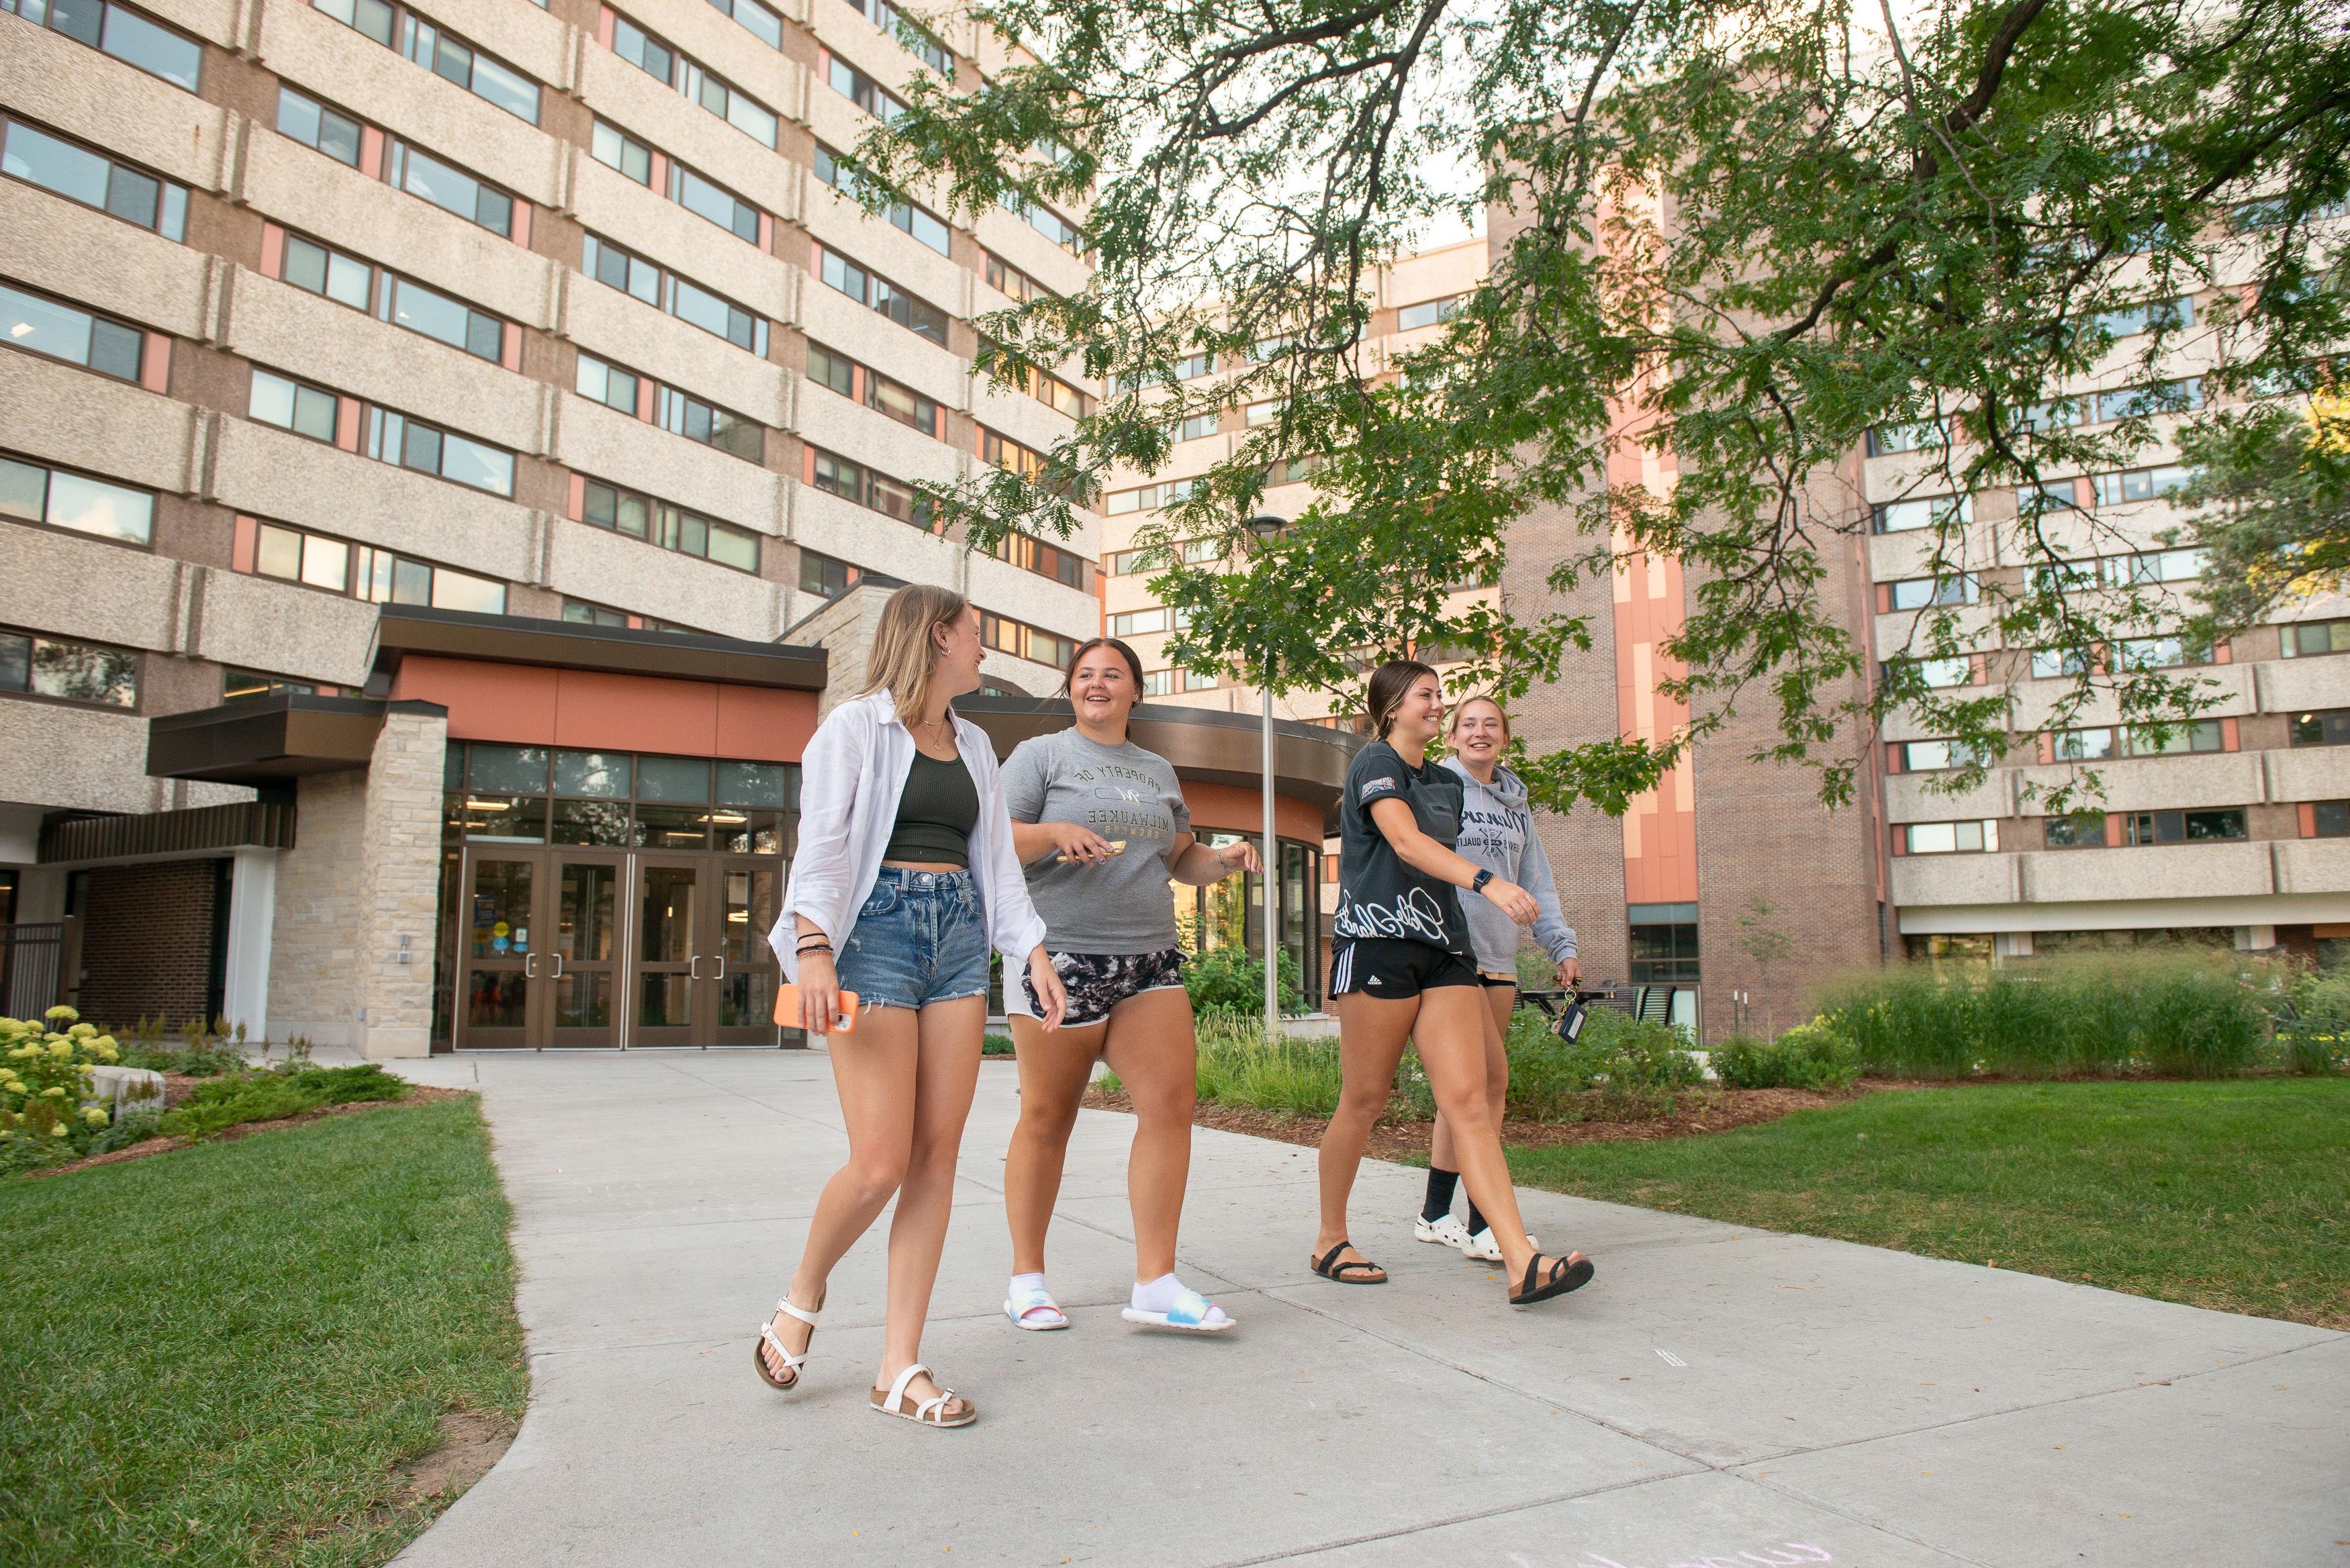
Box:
[1422,696,1579,1262]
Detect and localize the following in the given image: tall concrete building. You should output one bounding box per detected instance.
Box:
[0,0,1154,1046]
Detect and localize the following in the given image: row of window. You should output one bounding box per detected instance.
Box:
[814,145,951,256]
[806,446,932,530]
[1871,378,2205,455]
[591,120,766,246]
[576,352,765,463]
[251,367,518,496]
[3,0,200,91]
[265,227,514,365]
[841,0,953,76]
[575,477,759,573]
[798,548,900,603]
[584,234,768,355]
[314,0,541,126]
[981,609,1076,671]
[0,453,152,545]
[1879,547,2209,611]
[0,625,136,708]
[232,514,506,614]
[816,244,949,348]
[1902,810,2258,856]
[1,279,152,387]
[806,342,943,440]
[1893,634,2221,691]
[278,87,523,242]
[606,7,780,148]
[1,115,187,240]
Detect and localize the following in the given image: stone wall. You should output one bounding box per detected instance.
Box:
[269,769,365,1046]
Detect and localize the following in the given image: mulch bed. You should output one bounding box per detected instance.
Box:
[1082,1084,1858,1159]
[24,1085,470,1180]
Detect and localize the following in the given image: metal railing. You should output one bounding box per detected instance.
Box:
[1,922,65,1019]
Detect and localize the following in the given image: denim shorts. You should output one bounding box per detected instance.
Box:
[835,868,991,1012]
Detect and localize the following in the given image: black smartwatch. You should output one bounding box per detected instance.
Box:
[1471,869,1493,893]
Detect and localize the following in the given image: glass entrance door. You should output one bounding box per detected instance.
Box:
[459,850,537,1048]
[711,859,781,1044]
[632,858,702,1046]
[548,856,622,1046]
[456,849,624,1048]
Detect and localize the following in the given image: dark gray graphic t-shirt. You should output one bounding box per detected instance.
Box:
[1333,740,1468,954]
[1001,728,1190,954]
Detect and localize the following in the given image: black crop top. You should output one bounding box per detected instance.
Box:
[883,751,979,867]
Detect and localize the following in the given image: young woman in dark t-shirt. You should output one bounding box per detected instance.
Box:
[1313,660,1595,1306]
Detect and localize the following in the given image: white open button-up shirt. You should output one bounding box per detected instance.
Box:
[768,691,1049,981]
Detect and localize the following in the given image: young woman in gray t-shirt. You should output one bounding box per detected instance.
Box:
[997,636,1260,1334]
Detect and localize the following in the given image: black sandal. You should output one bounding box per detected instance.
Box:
[1509,1252,1596,1305]
[1310,1241,1389,1285]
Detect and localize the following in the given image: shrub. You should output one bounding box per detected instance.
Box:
[162,1064,410,1141]
[2281,967,2350,1075]
[1182,945,1307,1020]
[1193,1017,1343,1116]
[1391,1005,1702,1120]
[1822,950,2268,1079]
[109,1014,250,1077]
[982,1032,1017,1057]
[0,1008,124,1175]
[1711,1021,1861,1091]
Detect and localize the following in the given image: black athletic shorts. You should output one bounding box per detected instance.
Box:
[1478,973,1517,990]
[1329,939,1481,999]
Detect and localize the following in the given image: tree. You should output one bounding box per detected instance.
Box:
[1734,899,1797,1034]
[2175,391,2350,636]
[847,0,2350,814]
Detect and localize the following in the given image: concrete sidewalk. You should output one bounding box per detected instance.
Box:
[388,1050,2345,1567]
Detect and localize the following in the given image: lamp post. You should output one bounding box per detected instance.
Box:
[1247,514,1286,1035]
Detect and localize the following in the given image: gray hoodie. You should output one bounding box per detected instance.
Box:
[1439,756,1577,975]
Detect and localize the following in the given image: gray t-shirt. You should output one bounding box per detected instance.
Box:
[1000,728,1191,954]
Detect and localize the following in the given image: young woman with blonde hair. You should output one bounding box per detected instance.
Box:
[996,636,1260,1334]
[1417,695,1579,1262]
[1312,660,1594,1306]
[756,584,1067,1429]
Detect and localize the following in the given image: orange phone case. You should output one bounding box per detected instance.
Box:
[775,983,859,1031]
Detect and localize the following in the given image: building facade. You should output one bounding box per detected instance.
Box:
[0,0,1120,1039]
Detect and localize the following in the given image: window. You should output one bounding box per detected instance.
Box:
[2044,814,2106,849]
[583,237,767,355]
[1000,193,1083,254]
[806,448,931,529]
[0,117,187,240]
[988,530,1094,591]
[243,516,502,615]
[2125,720,2223,756]
[1627,904,1698,983]
[843,0,952,74]
[2091,465,2192,506]
[1175,352,1214,380]
[2015,396,2082,432]
[590,121,653,186]
[4,0,201,90]
[0,453,152,544]
[1001,361,1090,418]
[1270,456,1317,486]
[279,232,373,310]
[2094,378,2202,424]
[983,252,1053,302]
[388,138,516,237]
[2015,481,2079,516]
[1904,820,1999,854]
[224,669,336,701]
[1869,421,1946,455]
[2232,196,2349,231]
[574,352,640,414]
[827,55,905,123]
[0,281,146,383]
[2291,709,2350,746]
[1107,478,1196,515]
[655,383,761,462]
[590,124,764,244]
[363,406,515,495]
[798,548,899,601]
[249,368,342,444]
[1883,575,1977,611]
[2313,801,2350,838]
[1111,607,1170,637]
[313,1,540,123]
[561,600,692,634]
[2114,636,2213,671]
[1170,411,1219,442]
[704,0,784,49]
[1104,546,1168,577]
[2092,296,2193,339]
[1886,655,1975,689]
[2106,546,2204,584]
[2052,726,2118,761]
[577,477,758,572]
[981,609,1075,669]
[276,89,363,169]
[2124,808,2247,845]
[1138,669,1173,695]
[980,429,1047,478]
[2031,646,2091,679]
[606,11,779,146]
[1397,295,1463,330]
[805,343,942,440]
[2282,620,2350,658]
[817,246,949,347]
[1873,494,1971,534]
[387,275,504,362]
[814,146,952,254]
[0,627,136,707]
[1894,739,1986,772]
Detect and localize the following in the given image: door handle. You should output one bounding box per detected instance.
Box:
[551,952,565,979]
[523,952,536,979]
[713,955,726,980]
[689,955,701,979]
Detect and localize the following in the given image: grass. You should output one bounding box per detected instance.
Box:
[1506,1078,2350,1328]
[0,1098,526,1567]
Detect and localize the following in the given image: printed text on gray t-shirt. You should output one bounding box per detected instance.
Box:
[999,729,1192,954]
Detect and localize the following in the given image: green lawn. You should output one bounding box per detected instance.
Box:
[0,1099,526,1567]
[1507,1079,2350,1329]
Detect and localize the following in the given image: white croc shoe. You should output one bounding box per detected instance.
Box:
[1464,1227,1537,1263]
[1415,1213,1474,1252]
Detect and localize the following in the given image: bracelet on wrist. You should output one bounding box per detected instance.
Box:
[796,942,833,956]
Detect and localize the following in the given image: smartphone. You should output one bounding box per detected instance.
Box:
[1055,838,1128,864]
[774,983,859,1032]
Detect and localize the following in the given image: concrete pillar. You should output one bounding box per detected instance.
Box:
[220,846,277,1044]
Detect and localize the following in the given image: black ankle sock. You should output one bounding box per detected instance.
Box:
[1465,1199,1489,1237]
[1422,1167,1460,1222]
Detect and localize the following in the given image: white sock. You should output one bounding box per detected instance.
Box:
[1131,1273,1185,1313]
[1010,1271,1049,1297]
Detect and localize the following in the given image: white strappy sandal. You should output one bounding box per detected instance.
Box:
[753,1295,820,1391]
[868,1363,976,1428]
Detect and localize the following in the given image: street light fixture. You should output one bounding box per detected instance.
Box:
[1246,513,1286,1035]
